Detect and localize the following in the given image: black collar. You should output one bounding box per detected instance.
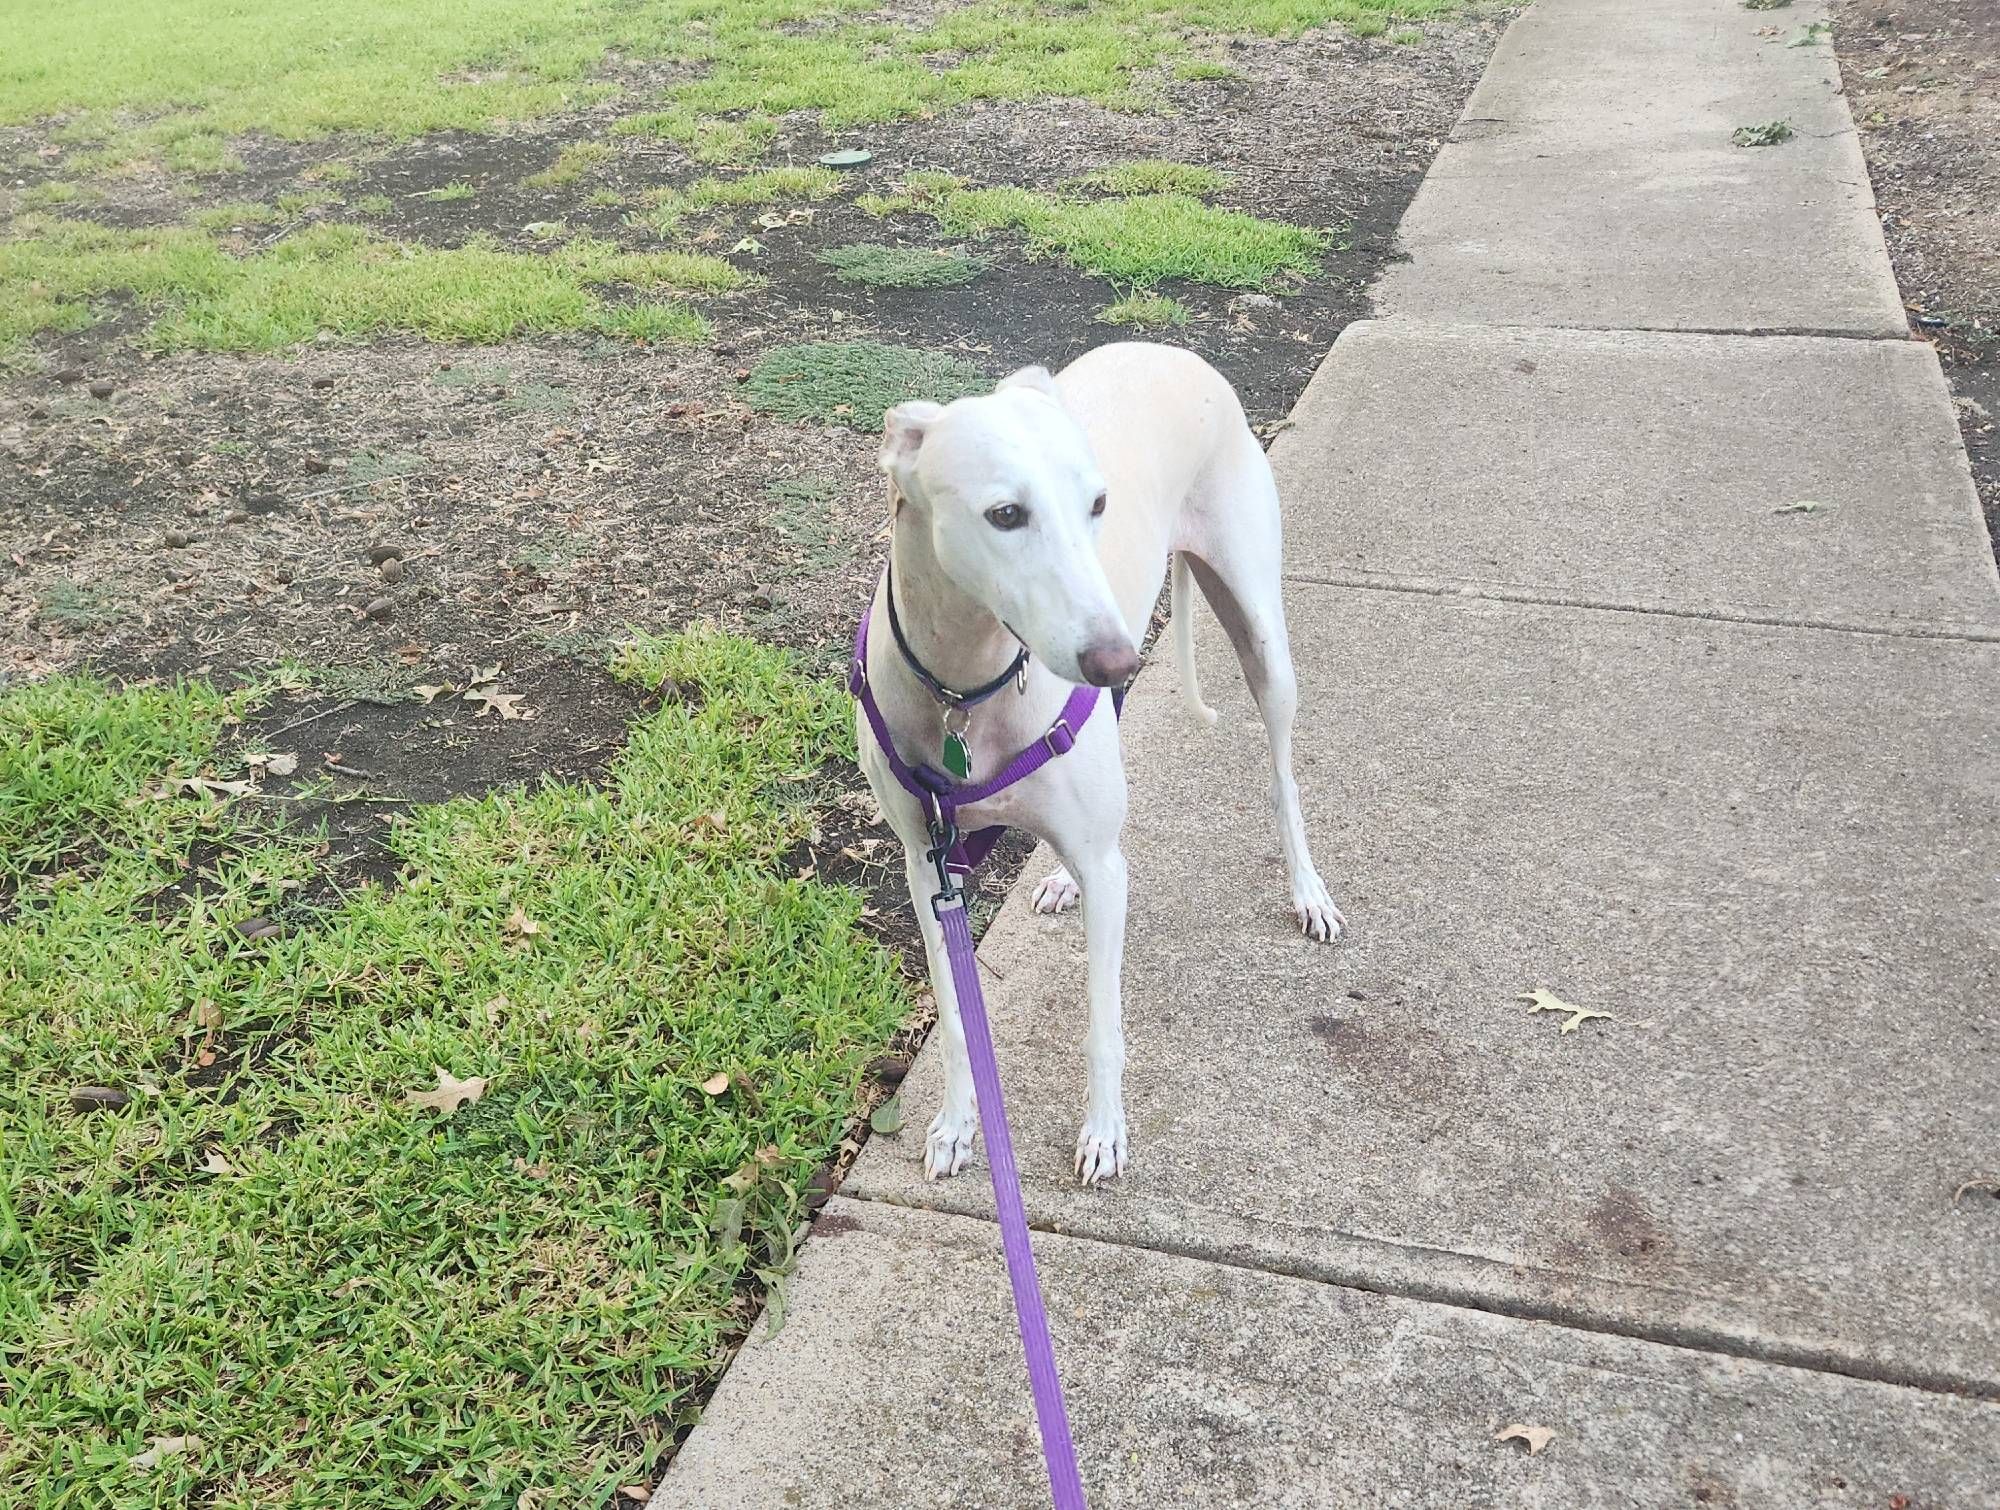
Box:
[885,567,1029,710]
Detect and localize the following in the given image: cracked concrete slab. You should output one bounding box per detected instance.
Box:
[663,1199,2000,1507]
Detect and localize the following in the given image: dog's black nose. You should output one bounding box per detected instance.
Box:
[1077,642,1141,687]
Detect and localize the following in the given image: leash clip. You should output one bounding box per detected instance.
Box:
[923,795,963,915]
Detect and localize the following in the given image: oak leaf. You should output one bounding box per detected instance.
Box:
[407,1068,489,1114]
[1519,988,1615,1035]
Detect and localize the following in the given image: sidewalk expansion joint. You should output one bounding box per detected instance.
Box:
[1371,315,1918,343]
[845,1184,2000,1405]
[1280,569,2000,645]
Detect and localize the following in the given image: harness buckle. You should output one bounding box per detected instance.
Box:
[1042,717,1076,759]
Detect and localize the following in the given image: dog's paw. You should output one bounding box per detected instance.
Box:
[924,1104,978,1181]
[1293,873,1345,944]
[1074,1111,1128,1188]
[1031,868,1081,914]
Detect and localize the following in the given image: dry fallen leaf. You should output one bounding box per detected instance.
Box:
[263,752,298,777]
[512,1156,551,1180]
[406,1068,489,1114]
[1519,988,1616,1035]
[503,904,542,938]
[201,1150,233,1175]
[464,686,528,720]
[484,995,509,1025]
[617,1484,651,1503]
[700,1071,730,1096]
[173,775,253,800]
[1495,1423,1554,1455]
[414,683,451,705]
[131,1434,201,1471]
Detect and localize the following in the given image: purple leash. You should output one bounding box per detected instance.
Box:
[850,601,1098,1510]
[937,899,1088,1510]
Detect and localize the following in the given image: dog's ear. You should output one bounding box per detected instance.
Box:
[997,365,1058,400]
[880,400,942,486]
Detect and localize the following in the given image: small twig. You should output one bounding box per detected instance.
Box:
[240,791,413,806]
[261,698,357,739]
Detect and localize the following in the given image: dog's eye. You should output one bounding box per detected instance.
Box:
[1090,491,1107,518]
[985,502,1028,531]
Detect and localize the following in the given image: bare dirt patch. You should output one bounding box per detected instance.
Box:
[1835,0,2000,560]
[2,13,1507,920]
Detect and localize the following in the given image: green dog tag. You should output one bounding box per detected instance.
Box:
[942,730,971,780]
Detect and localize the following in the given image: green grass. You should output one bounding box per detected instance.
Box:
[0,219,740,355]
[597,300,712,345]
[33,580,121,631]
[0,0,791,139]
[1732,119,1793,147]
[190,202,281,233]
[873,172,1324,289]
[815,242,988,289]
[1173,58,1239,81]
[0,633,909,1508]
[1097,290,1191,329]
[614,110,780,167]
[1072,159,1230,197]
[3,0,1463,169]
[18,181,88,209]
[523,141,616,189]
[688,165,842,207]
[419,180,475,202]
[647,166,845,234]
[274,188,339,216]
[745,341,988,430]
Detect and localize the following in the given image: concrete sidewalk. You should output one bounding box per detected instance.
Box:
[660,0,2000,1502]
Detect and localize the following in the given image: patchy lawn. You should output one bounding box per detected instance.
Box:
[0,0,1510,1499]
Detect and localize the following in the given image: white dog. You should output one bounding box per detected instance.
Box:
[856,342,1341,1187]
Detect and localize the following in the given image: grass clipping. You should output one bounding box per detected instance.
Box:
[745,340,989,430]
[0,632,908,1505]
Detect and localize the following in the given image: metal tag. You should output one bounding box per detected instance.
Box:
[941,704,972,780]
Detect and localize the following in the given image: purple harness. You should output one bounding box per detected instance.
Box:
[850,603,1117,874]
[849,598,1110,1510]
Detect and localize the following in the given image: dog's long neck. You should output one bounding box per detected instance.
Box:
[887,509,1022,698]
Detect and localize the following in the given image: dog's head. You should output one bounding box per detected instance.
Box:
[880,366,1139,688]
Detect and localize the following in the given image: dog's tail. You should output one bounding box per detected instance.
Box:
[1170,552,1218,727]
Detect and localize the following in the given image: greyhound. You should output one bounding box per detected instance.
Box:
[856,342,1342,1188]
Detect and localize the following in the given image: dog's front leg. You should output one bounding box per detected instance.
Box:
[902,851,979,1180]
[1067,841,1129,1187]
